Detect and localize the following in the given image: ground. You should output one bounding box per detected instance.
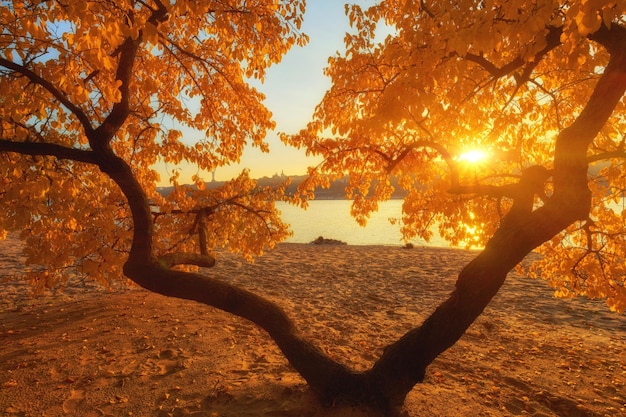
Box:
[1,237,625,416]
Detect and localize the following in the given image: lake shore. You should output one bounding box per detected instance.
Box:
[1,237,625,416]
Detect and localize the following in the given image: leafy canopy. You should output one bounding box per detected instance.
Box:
[286,0,626,311]
[0,0,307,291]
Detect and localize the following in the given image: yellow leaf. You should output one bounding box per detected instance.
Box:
[143,22,159,45]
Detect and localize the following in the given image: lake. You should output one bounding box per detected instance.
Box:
[277,199,449,247]
[278,198,626,247]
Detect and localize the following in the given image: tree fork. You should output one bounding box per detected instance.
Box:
[100,25,626,413]
[353,27,626,409]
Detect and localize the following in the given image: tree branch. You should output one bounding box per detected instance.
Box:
[386,140,460,187]
[0,58,95,135]
[92,4,168,146]
[362,25,626,400]
[0,138,97,164]
[448,183,517,199]
[123,260,360,404]
[587,150,626,163]
[158,252,216,269]
[464,26,562,81]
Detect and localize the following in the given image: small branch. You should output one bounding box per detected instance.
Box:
[0,58,95,135]
[464,53,524,79]
[419,0,435,18]
[528,78,563,129]
[448,183,518,199]
[587,150,626,163]
[386,139,460,187]
[464,26,562,80]
[195,208,211,256]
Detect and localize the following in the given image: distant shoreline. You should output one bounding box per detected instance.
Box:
[157,174,409,200]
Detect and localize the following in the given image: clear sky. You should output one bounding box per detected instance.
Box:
[172,1,367,183]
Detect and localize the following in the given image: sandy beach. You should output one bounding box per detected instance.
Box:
[1,235,625,416]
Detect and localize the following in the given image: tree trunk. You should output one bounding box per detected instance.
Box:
[359,202,576,410]
[350,28,626,410]
[94,24,626,414]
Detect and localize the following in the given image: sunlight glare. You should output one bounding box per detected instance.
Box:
[458,149,488,163]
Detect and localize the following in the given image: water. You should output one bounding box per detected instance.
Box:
[278,197,626,247]
[277,200,448,247]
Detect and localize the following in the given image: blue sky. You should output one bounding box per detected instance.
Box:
[192,1,367,182]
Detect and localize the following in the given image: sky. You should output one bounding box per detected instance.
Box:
[174,1,369,183]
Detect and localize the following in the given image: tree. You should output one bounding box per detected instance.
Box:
[294,0,625,406]
[1,0,625,414]
[285,0,626,405]
[0,0,304,284]
[291,1,626,311]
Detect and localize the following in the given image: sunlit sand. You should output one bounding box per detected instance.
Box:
[1,236,624,416]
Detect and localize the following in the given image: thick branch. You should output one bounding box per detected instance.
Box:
[359,24,626,409]
[91,7,169,259]
[0,139,97,164]
[92,4,168,146]
[91,37,139,146]
[464,25,562,80]
[158,253,216,269]
[553,25,626,208]
[123,260,361,400]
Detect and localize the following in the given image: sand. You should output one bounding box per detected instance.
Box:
[0,234,625,417]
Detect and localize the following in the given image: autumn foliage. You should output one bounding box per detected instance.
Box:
[287,0,626,312]
[1,0,626,412]
[0,0,303,290]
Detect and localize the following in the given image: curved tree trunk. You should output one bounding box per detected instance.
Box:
[96,27,626,414]
[356,33,626,409]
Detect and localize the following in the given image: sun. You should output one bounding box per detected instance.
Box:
[458,149,489,163]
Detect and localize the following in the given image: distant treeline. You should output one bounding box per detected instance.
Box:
[157,174,408,200]
[158,163,617,200]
